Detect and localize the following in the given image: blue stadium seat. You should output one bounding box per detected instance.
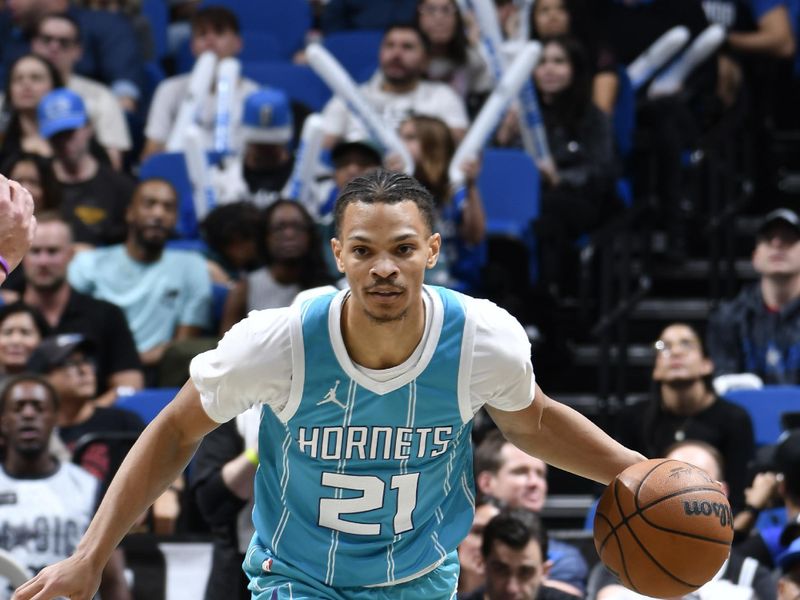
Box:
[139,152,200,239]
[322,30,383,82]
[240,31,283,63]
[200,0,311,60]
[141,0,169,60]
[116,388,180,424]
[723,386,800,447]
[477,148,541,283]
[242,61,331,112]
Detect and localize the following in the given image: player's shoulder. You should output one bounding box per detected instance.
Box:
[434,287,529,347]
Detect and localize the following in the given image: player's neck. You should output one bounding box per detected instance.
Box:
[341,295,426,369]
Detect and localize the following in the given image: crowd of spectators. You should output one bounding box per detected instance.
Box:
[1,0,800,598]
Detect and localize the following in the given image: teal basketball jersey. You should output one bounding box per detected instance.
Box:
[252,286,476,588]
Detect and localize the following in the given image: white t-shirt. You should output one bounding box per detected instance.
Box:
[320,73,469,141]
[145,73,260,154]
[0,462,98,574]
[191,286,535,424]
[69,74,132,151]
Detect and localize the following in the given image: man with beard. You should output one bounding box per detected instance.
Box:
[67,178,211,371]
[320,24,469,147]
[22,213,142,406]
[0,374,130,599]
[37,88,136,247]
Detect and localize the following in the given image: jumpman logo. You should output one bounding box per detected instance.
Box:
[317,380,346,409]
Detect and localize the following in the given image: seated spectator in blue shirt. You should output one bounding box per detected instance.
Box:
[0,0,143,111]
[707,209,800,387]
[67,178,212,371]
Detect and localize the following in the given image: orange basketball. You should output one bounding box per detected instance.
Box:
[593,458,733,599]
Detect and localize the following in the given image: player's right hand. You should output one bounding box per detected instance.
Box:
[12,555,102,600]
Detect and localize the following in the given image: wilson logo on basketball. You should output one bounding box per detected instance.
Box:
[682,500,733,528]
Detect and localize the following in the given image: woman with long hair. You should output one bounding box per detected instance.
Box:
[497,35,617,294]
[398,114,486,293]
[0,54,64,165]
[0,152,63,213]
[219,200,333,334]
[415,0,492,111]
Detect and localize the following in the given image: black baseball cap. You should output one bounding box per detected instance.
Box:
[330,139,383,167]
[27,334,95,373]
[757,208,800,237]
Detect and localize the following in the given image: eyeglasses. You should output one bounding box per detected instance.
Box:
[654,339,700,356]
[419,5,458,16]
[35,34,78,49]
[58,356,95,371]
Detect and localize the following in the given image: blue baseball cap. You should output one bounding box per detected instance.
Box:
[38,88,88,139]
[241,87,293,145]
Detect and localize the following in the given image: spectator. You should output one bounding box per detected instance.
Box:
[209,88,295,207]
[67,178,212,372]
[497,35,617,295]
[397,114,486,293]
[615,322,755,512]
[529,0,620,115]
[459,496,503,596]
[38,88,135,247]
[219,200,333,334]
[21,212,143,405]
[736,430,800,570]
[321,0,417,34]
[415,0,492,110]
[28,334,144,486]
[0,151,62,212]
[474,429,589,596]
[708,209,800,387]
[77,0,157,63]
[460,507,578,600]
[778,534,800,600]
[0,373,130,598]
[190,405,259,600]
[142,6,259,159]
[0,301,49,386]
[594,439,776,600]
[0,53,63,165]
[31,13,132,170]
[320,24,469,146]
[0,0,143,111]
[200,202,262,284]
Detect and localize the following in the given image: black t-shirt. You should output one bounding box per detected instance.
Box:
[59,164,135,246]
[53,288,142,394]
[59,406,144,490]
[614,396,755,511]
[460,583,579,600]
[597,0,710,66]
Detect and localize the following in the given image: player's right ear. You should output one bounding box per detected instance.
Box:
[331,238,345,273]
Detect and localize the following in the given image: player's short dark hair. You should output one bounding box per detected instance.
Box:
[383,23,431,54]
[0,373,60,413]
[191,5,240,35]
[481,508,549,559]
[333,169,436,238]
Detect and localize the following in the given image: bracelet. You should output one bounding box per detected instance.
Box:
[0,256,9,277]
[244,448,259,467]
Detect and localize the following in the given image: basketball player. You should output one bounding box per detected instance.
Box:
[15,170,644,600]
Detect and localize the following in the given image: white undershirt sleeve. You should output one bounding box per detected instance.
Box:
[469,299,536,415]
[189,307,295,423]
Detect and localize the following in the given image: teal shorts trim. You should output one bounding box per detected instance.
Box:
[243,536,459,600]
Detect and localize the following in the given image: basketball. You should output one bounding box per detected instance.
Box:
[593,458,734,599]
